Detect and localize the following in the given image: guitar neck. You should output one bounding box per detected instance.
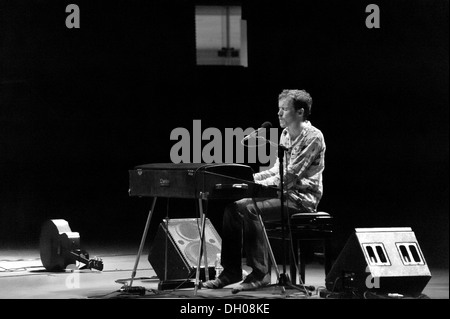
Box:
[68,250,89,264]
[67,250,103,271]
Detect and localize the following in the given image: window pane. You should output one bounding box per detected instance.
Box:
[195,6,246,66]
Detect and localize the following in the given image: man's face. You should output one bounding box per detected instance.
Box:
[278,98,302,128]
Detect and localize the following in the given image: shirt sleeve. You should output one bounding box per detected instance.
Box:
[254,134,324,188]
[253,158,280,183]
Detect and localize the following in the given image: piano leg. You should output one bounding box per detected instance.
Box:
[129,196,158,288]
[194,198,209,295]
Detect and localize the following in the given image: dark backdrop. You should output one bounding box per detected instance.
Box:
[1,0,448,268]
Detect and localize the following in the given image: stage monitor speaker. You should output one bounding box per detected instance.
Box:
[148,218,221,282]
[325,227,431,297]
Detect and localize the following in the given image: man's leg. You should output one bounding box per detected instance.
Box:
[203,197,302,289]
[233,197,302,291]
[220,198,254,277]
[202,198,253,289]
[221,198,289,276]
[243,198,280,276]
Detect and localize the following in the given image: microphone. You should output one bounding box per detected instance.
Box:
[242,121,273,141]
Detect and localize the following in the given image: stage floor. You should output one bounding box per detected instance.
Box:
[0,243,448,300]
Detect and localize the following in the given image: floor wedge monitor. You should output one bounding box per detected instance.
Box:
[325,227,431,297]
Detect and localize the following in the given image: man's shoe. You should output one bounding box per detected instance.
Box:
[202,272,242,289]
[231,272,271,294]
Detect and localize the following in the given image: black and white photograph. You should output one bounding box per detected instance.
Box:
[0,0,448,308]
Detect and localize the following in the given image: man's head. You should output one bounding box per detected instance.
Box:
[278,89,312,128]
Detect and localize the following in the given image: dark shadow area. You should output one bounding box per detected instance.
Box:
[0,0,448,271]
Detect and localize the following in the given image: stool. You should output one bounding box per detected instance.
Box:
[265,211,334,284]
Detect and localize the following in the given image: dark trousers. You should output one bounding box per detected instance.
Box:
[220,197,303,276]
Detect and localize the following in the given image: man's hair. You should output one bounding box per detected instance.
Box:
[278,89,313,120]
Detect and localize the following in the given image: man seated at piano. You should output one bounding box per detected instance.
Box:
[202,89,326,291]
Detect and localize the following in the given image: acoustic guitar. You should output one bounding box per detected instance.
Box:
[39,219,103,272]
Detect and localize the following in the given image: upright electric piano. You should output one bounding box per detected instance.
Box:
[127,163,278,292]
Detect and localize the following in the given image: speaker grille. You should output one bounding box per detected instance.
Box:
[185,242,221,266]
[176,222,200,241]
[148,218,221,281]
[166,218,221,268]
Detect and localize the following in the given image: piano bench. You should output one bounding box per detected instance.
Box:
[265,211,334,285]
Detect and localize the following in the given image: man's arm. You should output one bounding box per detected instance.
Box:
[253,158,280,184]
[254,134,324,188]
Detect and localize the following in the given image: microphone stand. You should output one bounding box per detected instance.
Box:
[257,136,312,296]
[277,143,290,287]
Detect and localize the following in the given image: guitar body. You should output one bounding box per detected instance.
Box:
[39,219,81,271]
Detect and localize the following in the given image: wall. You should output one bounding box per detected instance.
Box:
[1,0,448,267]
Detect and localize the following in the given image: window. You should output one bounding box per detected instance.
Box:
[195,5,247,66]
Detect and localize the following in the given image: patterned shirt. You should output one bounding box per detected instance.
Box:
[253,121,326,213]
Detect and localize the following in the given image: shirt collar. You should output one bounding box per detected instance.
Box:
[282,121,311,144]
